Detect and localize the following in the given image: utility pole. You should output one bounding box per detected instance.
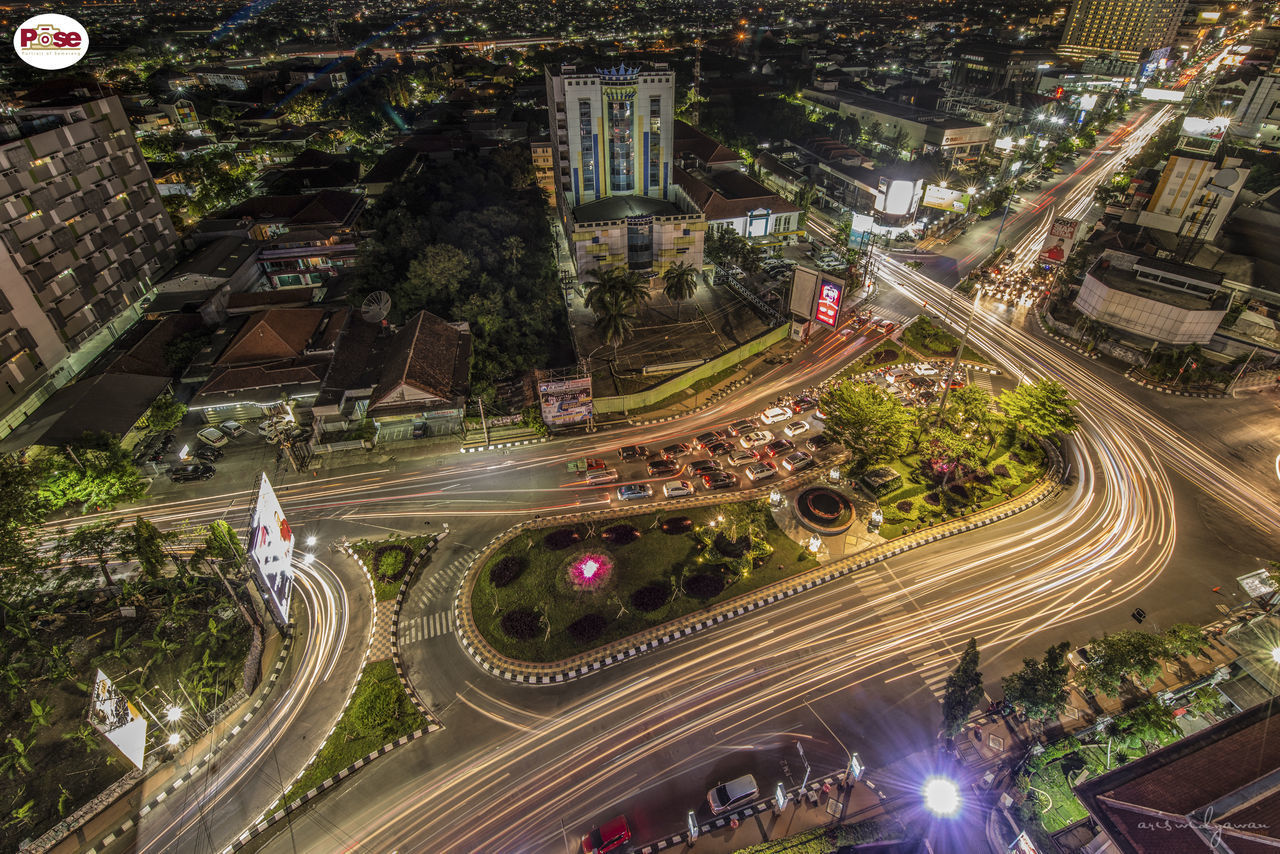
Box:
[477,396,490,446]
[935,284,981,427]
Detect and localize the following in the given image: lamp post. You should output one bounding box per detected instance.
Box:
[935,283,981,427]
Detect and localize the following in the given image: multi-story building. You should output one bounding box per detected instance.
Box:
[0,92,179,438]
[1137,152,1246,245]
[529,139,556,201]
[800,89,992,162]
[545,63,704,277]
[949,41,1057,99]
[1231,73,1280,149]
[1075,252,1230,345]
[1057,0,1188,63]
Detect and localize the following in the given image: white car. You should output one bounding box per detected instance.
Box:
[728,449,759,467]
[745,461,777,481]
[760,407,790,425]
[739,430,774,449]
[196,427,229,448]
[663,479,695,498]
[784,420,810,437]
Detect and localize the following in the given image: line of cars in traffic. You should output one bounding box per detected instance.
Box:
[581,774,761,852]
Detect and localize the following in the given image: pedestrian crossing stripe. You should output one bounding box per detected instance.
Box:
[409,551,476,609]
[399,611,454,643]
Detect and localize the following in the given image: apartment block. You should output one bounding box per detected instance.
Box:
[0,92,179,439]
[1058,0,1188,63]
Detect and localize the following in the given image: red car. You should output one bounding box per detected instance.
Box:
[582,815,631,853]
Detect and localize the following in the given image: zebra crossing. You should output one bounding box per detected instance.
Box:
[856,571,904,621]
[968,370,996,394]
[399,610,454,644]
[408,549,477,610]
[910,653,955,702]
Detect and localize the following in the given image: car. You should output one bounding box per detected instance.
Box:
[914,365,940,377]
[727,419,756,436]
[587,469,621,484]
[728,449,760,467]
[781,450,815,472]
[764,438,795,457]
[217,420,246,438]
[663,479,695,498]
[647,458,682,477]
[195,445,224,462]
[739,430,774,449]
[708,774,759,815]
[813,407,826,422]
[790,396,817,413]
[694,430,729,449]
[582,815,631,854]
[660,442,692,459]
[169,463,214,483]
[197,426,229,448]
[1068,646,1094,671]
[946,378,966,390]
[688,459,723,477]
[784,420,810,437]
[257,419,281,437]
[806,434,834,452]
[617,483,654,501]
[701,471,739,490]
[582,458,608,471]
[705,440,734,457]
[875,320,897,333]
[618,445,648,460]
[745,461,777,481]
[760,407,791,425]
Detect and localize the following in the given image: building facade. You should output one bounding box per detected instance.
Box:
[1231,72,1280,149]
[530,139,556,201]
[801,89,992,162]
[1137,152,1246,244]
[1057,0,1188,63]
[1075,252,1230,345]
[0,93,179,438]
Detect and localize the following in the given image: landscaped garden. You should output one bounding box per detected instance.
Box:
[900,315,987,363]
[352,534,438,601]
[470,500,820,662]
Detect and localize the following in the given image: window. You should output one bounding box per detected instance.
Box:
[649,96,662,188]
[609,97,634,193]
[578,99,595,193]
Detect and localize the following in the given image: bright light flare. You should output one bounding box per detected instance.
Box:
[165,705,182,722]
[167,732,181,747]
[923,777,961,816]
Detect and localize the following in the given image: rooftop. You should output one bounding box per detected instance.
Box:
[1088,262,1220,311]
[572,194,685,223]
[673,166,800,222]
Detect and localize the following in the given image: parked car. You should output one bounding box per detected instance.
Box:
[739,430,774,449]
[217,420,246,438]
[688,459,723,477]
[784,420,810,437]
[760,407,790,425]
[660,442,692,459]
[708,774,759,815]
[705,440,734,457]
[813,407,826,422]
[169,463,214,483]
[618,445,648,461]
[663,479,695,498]
[195,445,223,462]
[745,461,777,481]
[727,419,756,436]
[197,426,229,448]
[1068,646,1094,671]
[617,483,654,502]
[728,449,760,467]
[582,815,631,854]
[701,471,739,490]
[790,396,817,414]
[647,458,682,477]
[781,450,814,472]
[806,434,834,452]
[764,438,795,458]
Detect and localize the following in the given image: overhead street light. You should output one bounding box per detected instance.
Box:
[165,705,182,723]
[923,776,961,816]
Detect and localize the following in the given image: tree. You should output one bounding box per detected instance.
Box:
[64,521,122,589]
[1081,630,1169,696]
[1108,700,1179,752]
[592,290,638,352]
[925,425,983,488]
[119,517,176,581]
[1001,641,1071,721]
[145,394,187,432]
[36,432,147,512]
[1162,623,1209,658]
[998,379,1079,444]
[819,383,914,473]
[0,454,47,582]
[947,386,999,442]
[662,262,700,320]
[791,180,818,228]
[583,266,650,316]
[941,638,984,738]
[401,244,472,312]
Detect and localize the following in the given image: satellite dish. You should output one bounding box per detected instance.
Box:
[1210,168,1239,189]
[361,290,391,323]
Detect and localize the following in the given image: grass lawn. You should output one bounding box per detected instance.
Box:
[902,315,989,364]
[873,435,1047,540]
[472,501,819,662]
[1026,759,1090,833]
[352,535,436,601]
[279,659,427,807]
[848,341,907,374]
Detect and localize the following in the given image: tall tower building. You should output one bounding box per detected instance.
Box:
[545,63,675,210]
[0,91,178,438]
[1057,0,1188,63]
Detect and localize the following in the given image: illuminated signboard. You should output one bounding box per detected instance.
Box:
[1181,116,1228,141]
[922,184,972,213]
[89,669,147,769]
[815,280,842,327]
[538,377,593,427]
[248,474,296,627]
[1038,217,1079,266]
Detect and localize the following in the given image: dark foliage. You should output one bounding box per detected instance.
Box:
[543,528,582,550]
[500,609,541,640]
[874,348,899,364]
[714,533,750,558]
[1009,453,1024,465]
[661,517,693,534]
[372,544,414,583]
[489,555,527,588]
[602,524,640,546]
[896,499,914,513]
[993,464,1011,478]
[566,612,608,644]
[630,582,671,613]
[684,572,727,600]
[923,492,941,507]
[948,483,969,501]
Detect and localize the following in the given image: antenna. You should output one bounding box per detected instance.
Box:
[360,290,390,323]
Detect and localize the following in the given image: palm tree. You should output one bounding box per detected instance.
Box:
[583,266,650,316]
[662,262,700,320]
[593,291,637,357]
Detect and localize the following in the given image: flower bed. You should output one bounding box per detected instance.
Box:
[352,535,437,601]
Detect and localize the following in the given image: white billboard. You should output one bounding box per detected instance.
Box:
[1140,87,1185,102]
[89,669,147,769]
[1181,116,1229,141]
[249,474,296,626]
[538,377,593,427]
[922,185,972,213]
[1038,217,1080,265]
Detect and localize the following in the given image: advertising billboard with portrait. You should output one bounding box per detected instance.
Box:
[1181,116,1229,141]
[1038,217,1079,266]
[815,280,843,327]
[248,474,296,627]
[538,377,593,427]
[89,669,147,769]
[922,185,972,214]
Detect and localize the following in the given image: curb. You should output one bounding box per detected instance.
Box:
[1123,368,1225,398]
[454,446,1061,683]
[627,375,754,426]
[389,536,448,720]
[460,436,549,453]
[1035,312,1100,360]
[82,635,295,854]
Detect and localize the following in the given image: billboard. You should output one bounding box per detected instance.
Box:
[815,280,843,327]
[922,185,972,214]
[1181,116,1228,141]
[1038,217,1079,266]
[1078,93,1098,111]
[89,669,147,769]
[249,474,296,626]
[1140,87,1185,102]
[538,377,593,427]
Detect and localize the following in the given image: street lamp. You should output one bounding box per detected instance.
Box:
[165,705,182,723]
[1269,647,1280,665]
[167,732,182,747]
[923,776,961,816]
[306,535,317,547]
